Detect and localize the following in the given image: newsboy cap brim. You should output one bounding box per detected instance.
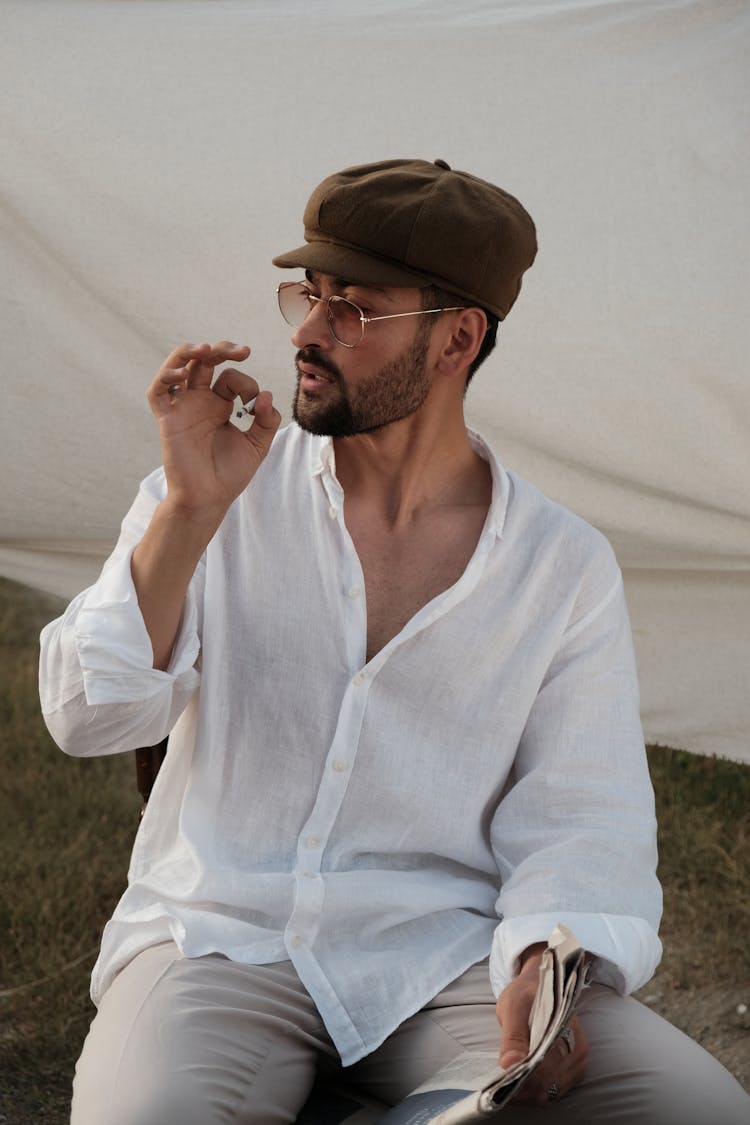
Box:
[272,239,433,292]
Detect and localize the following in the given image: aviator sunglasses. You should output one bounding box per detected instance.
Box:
[277,281,464,348]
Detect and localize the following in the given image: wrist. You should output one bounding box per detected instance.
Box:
[132,499,222,595]
[157,494,228,543]
[517,942,546,976]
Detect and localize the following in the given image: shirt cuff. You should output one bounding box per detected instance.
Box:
[489,911,662,997]
[75,546,200,705]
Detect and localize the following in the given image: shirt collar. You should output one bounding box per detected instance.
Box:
[466,428,510,541]
[309,429,509,541]
[312,434,334,478]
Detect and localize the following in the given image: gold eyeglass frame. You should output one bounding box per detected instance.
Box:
[277,281,464,348]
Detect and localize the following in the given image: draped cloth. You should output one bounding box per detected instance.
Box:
[2,0,748,760]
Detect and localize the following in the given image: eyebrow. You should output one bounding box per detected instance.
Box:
[305,269,392,301]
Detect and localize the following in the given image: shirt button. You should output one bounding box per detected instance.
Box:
[353,672,365,686]
[306,835,320,848]
[332,760,347,773]
[347,585,361,599]
[291,935,303,949]
[302,870,315,878]
[328,506,337,519]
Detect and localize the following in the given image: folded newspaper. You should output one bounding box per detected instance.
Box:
[377,924,589,1124]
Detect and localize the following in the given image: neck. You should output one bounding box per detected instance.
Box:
[332,403,490,530]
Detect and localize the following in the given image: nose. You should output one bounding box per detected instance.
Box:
[291,295,333,351]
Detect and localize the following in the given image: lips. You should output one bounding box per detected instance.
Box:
[296,349,342,386]
[298,361,333,383]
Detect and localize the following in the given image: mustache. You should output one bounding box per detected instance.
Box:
[295,348,343,384]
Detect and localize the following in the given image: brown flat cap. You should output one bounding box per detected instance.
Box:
[273,158,537,320]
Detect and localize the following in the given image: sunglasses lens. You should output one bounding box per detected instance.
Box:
[277,282,311,327]
[328,297,363,347]
[276,284,364,346]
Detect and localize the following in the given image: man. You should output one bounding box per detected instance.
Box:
[40,159,748,1124]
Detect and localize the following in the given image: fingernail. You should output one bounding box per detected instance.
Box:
[501,1052,524,1067]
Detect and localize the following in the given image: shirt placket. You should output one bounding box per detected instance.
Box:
[285,671,373,954]
[284,454,369,956]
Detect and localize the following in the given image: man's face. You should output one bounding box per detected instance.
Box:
[289,273,434,438]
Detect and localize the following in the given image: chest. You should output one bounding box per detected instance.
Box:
[345,506,490,662]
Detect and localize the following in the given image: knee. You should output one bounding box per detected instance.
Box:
[576,988,750,1125]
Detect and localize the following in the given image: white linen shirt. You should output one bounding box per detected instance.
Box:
[40,425,662,1066]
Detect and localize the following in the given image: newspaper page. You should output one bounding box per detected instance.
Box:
[377,924,589,1124]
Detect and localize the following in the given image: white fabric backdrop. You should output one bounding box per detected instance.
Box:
[1,0,748,760]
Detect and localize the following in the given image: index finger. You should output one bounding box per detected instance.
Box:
[185,341,251,388]
[158,341,212,371]
[206,340,251,363]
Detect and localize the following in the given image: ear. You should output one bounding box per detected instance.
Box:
[434,308,487,380]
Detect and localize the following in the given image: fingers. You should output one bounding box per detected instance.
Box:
[204,366,282,448]
[211,367,260,406]
[164,340,250,380]
[512,1017,589,1107]
[186,341,251,390]
[497,966,590,1107]
[149,342,253,409]
[534,1019,589,1105]
[145,340,281,483]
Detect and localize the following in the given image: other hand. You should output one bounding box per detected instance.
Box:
[496,946,589,1106]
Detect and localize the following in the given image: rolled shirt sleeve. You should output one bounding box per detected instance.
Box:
[39,468,202,756]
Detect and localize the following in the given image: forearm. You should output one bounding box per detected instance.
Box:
[131,498,223,670]
[130,340,280,669]
[40,507,202,756]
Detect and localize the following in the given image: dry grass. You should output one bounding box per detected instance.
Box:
[0,576,748,1122]
[647,745,750,986]
[0,579,139,1121]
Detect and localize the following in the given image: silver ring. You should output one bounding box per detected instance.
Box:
[547,1082,560,1102]
[559,1026,575,1055]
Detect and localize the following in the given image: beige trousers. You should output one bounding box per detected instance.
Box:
[71,942,749,1125]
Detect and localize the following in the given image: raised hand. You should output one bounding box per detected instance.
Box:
[132,341,282,670]
[148,341,281,519]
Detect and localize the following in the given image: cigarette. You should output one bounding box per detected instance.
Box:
[235,396,257,419]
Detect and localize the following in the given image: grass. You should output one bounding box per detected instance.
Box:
[0,579,139,1121]
[1,575,748,1121]
[648,745,750,987]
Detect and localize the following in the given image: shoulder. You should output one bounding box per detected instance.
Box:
[472,428,622,616]
[505,469,615,569]
[472,426,616,576]
[504,471,625,630]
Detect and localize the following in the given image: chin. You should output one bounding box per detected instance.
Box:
[292,391,357,438]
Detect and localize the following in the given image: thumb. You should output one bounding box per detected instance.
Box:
[497,989,532,1069]
[244,390,282,454]
[500,1038,528,1069]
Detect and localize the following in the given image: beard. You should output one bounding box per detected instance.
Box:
[292,325,432,438]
